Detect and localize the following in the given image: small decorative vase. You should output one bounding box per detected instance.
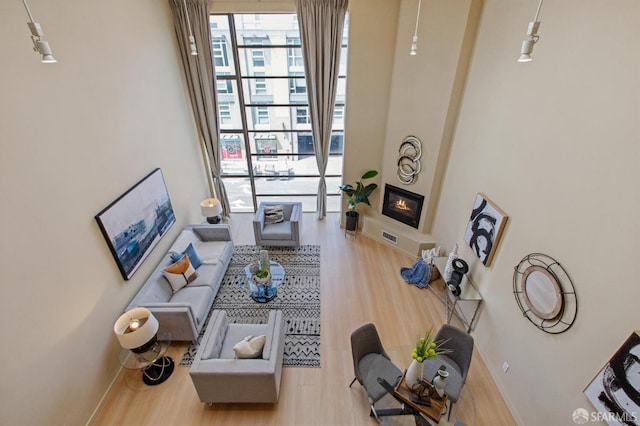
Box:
[432,369,449,398]
[443,244,459,282]
[259,250,270,272]
[405,359,424,388]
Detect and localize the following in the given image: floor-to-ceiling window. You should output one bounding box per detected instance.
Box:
[210,13,349,213]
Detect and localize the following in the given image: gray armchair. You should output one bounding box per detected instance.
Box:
[189,310,285,404]
[421,324,474,421]
[349,323,403,418]
[253,202,301,246]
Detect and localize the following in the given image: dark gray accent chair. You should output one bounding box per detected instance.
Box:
[351,323,433,425]
[421,324,474,421]
[253,202,302,247]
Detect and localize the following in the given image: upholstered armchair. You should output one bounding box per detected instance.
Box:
[252,202,302,247]
[421,324,474,421]
[189,310,285,404]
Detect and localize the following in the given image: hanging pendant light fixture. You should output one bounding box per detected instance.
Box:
[517,0,544,63]
[183,0,198,56]
[21,0,56,63]
[410,0,422,56]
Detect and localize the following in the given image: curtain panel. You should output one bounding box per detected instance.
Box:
[296,0,348,219]
[168,0,230,217]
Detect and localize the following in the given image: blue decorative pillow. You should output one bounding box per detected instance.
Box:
[170,243,202,269]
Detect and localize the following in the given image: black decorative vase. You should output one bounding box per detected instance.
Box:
[345,211,359,232]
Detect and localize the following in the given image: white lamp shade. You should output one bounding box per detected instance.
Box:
[200,198,222,217]
[114,307,159,350]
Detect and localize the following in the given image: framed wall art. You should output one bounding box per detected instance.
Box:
[584,331,640,425]
[95,168,176,280]
[463,193,508,267]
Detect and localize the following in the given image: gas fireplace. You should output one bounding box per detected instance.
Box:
[381,184,424,229]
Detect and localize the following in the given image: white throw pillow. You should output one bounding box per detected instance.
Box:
[233,335,266,359]
[193,240,228,264]
[162,254,198,293]
[264,205,284,224]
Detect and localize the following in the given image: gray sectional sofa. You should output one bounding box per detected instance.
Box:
[126,224,234,342]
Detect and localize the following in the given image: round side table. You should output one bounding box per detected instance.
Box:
[118,332,174,386]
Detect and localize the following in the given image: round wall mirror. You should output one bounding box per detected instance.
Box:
[512,253,578,334]
[522,266,562,320]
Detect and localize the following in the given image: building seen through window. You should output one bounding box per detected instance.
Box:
[210,13,348,213]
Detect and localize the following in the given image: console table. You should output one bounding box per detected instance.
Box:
[430,257,482,332]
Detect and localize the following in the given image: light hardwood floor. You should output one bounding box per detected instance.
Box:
[92,213,516,426]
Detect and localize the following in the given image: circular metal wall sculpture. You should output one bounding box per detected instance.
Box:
[512,253,578,334]
[397,135,422,185]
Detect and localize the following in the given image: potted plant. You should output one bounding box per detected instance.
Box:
[339,170,379,232]
[405,329,452,387]
[253,267,270,284]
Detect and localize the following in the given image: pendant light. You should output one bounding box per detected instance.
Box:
[518,0,544,63]
[410,0,422,55]
[183,0,198,56]
[22,0,56,63]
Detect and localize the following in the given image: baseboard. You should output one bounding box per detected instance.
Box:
[85,366,124,426]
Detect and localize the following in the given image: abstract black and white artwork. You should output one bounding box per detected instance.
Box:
[95,168,175,280]
[584,332,640,425]
[463,193,508,267]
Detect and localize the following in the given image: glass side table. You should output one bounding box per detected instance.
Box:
[118,332,174,386]
[430,257,483,332]
[238,260,286,303]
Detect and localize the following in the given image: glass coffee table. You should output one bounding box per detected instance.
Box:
[239,260,285,303]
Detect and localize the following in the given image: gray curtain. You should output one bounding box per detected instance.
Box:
[168,0,230,218]
[296,0,348,219]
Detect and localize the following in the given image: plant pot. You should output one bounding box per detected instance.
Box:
[345,211,359,232]
[253,271,270,284]
[405,359,424,388]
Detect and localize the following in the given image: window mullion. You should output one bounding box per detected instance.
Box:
[227,14,258,211]
[213,13,347,213]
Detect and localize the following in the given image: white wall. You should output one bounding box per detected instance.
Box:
[432,0,640,423]
[4,0,637,424]
[341,0,399,218]
[380,0,481,234]
[0,1,208,425]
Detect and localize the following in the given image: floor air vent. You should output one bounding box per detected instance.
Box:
[381,230,398,244]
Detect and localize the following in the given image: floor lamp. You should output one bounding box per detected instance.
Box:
[114,308,174,386]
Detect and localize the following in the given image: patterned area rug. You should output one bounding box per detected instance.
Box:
[180,245,321,368]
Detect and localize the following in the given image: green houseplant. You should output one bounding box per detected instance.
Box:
[339,170,379,232]
[405,329,452,387]
[253,267,270,284]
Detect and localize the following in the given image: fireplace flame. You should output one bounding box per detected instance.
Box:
[394,199,413,212]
